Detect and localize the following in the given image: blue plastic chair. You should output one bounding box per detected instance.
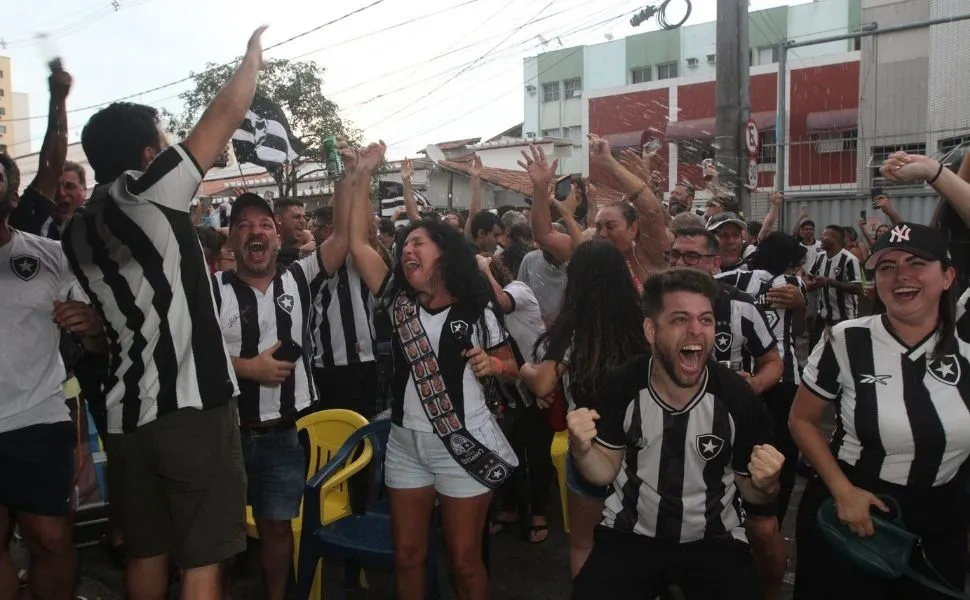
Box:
[295,418,440,600]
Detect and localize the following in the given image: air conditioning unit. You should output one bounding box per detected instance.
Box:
[526,132,536,139]
[569,89,582,98]
[687,57,699,68]
[707,53,716,64]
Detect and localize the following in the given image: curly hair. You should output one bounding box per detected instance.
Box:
[749,232,806,276]
[389,219,505,347]
[0,153,20,202]
[537,240,646,406]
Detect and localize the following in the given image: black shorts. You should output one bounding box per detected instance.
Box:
[571,526,760,600]
[105,401,247,568]
[0,422,75,516]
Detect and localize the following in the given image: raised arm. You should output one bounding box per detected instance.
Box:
[759,191,783,242]
[318,138,355,276]
[31,64,72,201]
[183,26,266,174]
[349,141,390,294]
[463,156,484,240]
[400,158,421,223]
[520,145,574,263]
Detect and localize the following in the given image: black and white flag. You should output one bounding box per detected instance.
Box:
[232,94,307,177]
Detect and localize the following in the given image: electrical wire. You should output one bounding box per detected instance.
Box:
[0,1,151,50]
[656,0,691,30]
[4,0,388,123]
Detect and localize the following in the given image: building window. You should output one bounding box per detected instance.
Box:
[631,67,652,84]
[0,70,4,78]
[563,78,582,99]
[541,128,561,138]
[0,89,4,97]
[657,62,678,80]
[542,82,560,103]
[0,144,6,153]
[679,140,715,164]
[0,107,6,116]
[870,143,926,186]
[937,134,970,164]
[756,46,780,65]
[758,130,777,164]
[563,126,582,141]
[0,125,6,134]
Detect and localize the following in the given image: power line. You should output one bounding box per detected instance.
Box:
[4,0,387,123]
[0,0,150,50]
[363,0,557,130]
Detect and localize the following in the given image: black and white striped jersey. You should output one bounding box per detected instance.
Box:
[308,256,376,368]
[736,271,805,385]
[803,315,970,486]
[712,283,777,369]
[595,354,771,543]
[808,248,861,324]
[62,144,238,434]
[212,252,323,425]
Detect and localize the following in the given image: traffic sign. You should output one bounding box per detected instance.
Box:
[744,119,760,155]
[746,158,759,190]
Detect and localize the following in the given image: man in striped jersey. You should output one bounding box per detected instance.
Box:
[60,27,267,599]
[567,269,783,599]
[806,224,862,348]
[212,185,348,600]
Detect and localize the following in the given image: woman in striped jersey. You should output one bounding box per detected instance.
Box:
[790,222,970,599]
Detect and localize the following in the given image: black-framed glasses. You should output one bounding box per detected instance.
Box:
[664,250,716,266]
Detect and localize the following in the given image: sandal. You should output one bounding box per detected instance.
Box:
[527,525,549,544]
[489,515,518,535]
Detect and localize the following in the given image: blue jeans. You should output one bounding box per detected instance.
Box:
[241,425,305,521]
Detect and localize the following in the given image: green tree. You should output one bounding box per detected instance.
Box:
[166,58,361,199]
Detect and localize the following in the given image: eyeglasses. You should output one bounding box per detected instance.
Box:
[664,250,716,266]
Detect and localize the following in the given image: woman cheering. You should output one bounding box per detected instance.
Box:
[349,142,518,600]
[790,222,970,599]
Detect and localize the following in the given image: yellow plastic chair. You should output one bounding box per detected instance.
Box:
[245,409,372,598]
[550,430,570,533]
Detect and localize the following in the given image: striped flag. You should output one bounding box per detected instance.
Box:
[231,94,307,177]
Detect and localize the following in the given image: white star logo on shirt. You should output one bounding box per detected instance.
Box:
[275,293,295,314]
[9,255,40,281]
[928,355,961,386]
[715,332,733,354]
[695,434,725,461]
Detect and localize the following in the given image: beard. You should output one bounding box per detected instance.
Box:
[0,194,12,223]
[654,336,708,389]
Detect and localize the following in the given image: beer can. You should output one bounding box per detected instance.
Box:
[323,136,345,181]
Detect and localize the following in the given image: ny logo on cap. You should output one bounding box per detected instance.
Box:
[889,224,912,244]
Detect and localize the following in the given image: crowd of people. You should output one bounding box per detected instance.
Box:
[4,24,970,600]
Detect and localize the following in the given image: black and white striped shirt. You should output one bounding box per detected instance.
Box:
[713,283,777,369]
[595,354,771,543]
[809,248,861,324]
[728,271,805,385]
[308,256,376,368]
[803,315,970,486]
[213,252,323,425]
[62,144,238,434]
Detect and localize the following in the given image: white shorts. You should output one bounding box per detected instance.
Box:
[384,420,518,498]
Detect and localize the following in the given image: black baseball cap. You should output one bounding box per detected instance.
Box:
[864,222,951,269]
[229,193,275,228]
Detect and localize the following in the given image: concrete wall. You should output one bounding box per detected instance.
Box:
[425,170,524,210]
[583,39,626,90]
[680,22,717,80]
[10,92,29,156]
[926,0,970,155]
[788,0,859,60]
[523,57,540,139]
[0,56,14,155]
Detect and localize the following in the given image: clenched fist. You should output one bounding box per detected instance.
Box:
[748,444,784,493]
[567,408,600,457]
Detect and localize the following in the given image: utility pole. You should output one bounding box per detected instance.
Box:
[714,0,751,216]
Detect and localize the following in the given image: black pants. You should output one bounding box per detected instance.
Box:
[571,526,761,599]
[794,466,968,600]
[498,403,555,518]
[310,362,380,419]
[761,381,799,522]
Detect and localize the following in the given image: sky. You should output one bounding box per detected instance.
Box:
[3,0,813,160]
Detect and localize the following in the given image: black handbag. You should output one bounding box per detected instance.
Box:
[817,495,970,599]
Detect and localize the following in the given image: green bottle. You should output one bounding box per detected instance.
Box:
[323,136,344,181]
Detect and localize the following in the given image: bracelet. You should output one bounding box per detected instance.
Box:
[928,161,945,185]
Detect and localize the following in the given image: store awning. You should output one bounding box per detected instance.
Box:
[664,111,777,141]
[806,108,858,133]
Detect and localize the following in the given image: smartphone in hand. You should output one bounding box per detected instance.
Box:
[272,339,303,363]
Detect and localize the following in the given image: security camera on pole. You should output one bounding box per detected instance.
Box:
[744,118,759,191]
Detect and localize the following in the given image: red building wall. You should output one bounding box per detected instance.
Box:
[586,59,859,191]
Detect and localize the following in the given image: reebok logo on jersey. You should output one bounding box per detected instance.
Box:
[889,224,912,243]
[695,434,725,461]
[10,255,40,281]
[859,374,891,385]
[928,356,961,386]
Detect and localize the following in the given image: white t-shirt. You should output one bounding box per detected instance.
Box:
[0,230,86,433]
[402,304,508,433]
[502,281,545,364]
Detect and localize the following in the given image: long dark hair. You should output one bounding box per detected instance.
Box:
[536,240,647,404]
[389,219,505,346]
[749,232,806,276]
[871,265,958,358]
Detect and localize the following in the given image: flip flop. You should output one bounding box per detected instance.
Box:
[528,525,549,544]
[489,515,518,535]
